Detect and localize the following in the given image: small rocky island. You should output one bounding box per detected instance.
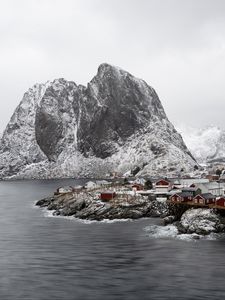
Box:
[36,179,225,237]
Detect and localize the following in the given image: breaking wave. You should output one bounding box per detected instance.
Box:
[42,208,132,224]
[143,224,222,241]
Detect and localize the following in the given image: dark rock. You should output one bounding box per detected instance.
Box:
[35,197,54,207]
[147,199,170,217]
[48,202,59,211]
[174,221,187,234]
[163,215,176,225]
[168,203,190,220]
[53,210,60,216]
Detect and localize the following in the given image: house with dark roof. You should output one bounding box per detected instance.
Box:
[169,192,193,203]
[192,193,216,205]
[181,187,201,197]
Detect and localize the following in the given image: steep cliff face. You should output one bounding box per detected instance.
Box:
[0,83,49,177]
[0,63,196,179]
[77,64,167,159]
[35,79,79,161]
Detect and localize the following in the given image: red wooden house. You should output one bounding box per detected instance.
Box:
[155,179,171,186]
[169,192,193,203]
[216,197,225,207]
[100,191,116,201]
[193,193,216,205]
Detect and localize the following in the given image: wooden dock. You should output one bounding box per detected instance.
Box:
[167,200,225,210]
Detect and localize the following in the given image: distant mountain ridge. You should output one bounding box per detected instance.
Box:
[0,63,196,179]
[177,125,225,164]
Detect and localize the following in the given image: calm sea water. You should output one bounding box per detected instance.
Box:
[0,179,225,300]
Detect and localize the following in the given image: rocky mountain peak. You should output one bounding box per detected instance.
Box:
[97,62,124,76]
[0,64,196,179]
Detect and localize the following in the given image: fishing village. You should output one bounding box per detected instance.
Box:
[35,164,225,238]
[52,173,225,211]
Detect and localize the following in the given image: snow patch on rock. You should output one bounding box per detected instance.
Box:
[180,208,221,235]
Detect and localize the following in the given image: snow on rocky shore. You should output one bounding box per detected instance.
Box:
[36,191,154,221]
[36,189,225,240]
[178,208,225,235]
[145,207,225,241]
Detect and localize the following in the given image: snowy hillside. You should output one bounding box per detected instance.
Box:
[0,63,196,179]
[177,125,225,164]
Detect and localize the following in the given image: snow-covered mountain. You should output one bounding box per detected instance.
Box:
[177,125,225,164]
[0,63,196,179]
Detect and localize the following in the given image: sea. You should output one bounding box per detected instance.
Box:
[0,179,225,300]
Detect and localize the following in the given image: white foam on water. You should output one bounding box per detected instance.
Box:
[99,218,133,224]
[43,209,75,220]
[32,201,41,209]
[176,233,200,241]
[41,207,133,224]
[204,233,224,240]
[73,218,133,225]
[144,224,179,239]
[144,224,223,241]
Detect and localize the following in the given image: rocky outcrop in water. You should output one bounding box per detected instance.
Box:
[36,191,155,220]
[36,188,225,238]
[0,63,195,179]
[176,208,225,235]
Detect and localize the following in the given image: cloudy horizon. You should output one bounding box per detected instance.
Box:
[1,0,225,132]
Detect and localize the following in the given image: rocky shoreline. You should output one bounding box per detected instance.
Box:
[36,189,225,237]
[36,191,157,221]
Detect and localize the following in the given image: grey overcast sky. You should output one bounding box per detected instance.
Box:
[1,0,225,132]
